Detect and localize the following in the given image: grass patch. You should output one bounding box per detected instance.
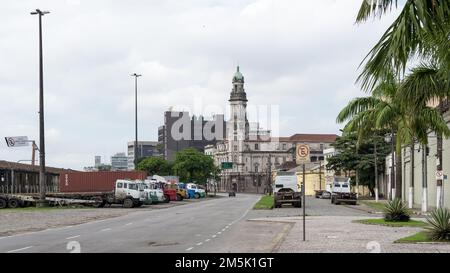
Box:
[395,231,450,244]
[355,218,428,227]
[253,195,274,210]
[359,200,388,212]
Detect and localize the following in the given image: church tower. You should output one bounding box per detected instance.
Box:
[228,66,249,172]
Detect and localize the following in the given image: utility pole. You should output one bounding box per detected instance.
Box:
[31,9,50,206]
[131,73,142,170]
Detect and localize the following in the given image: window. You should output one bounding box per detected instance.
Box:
[123,183,128,189]
[117,182,123,188]
[282,144,286,150]
[320,144,324,150]
[234,145,238,151]
[234,135,237,141]
[255,144,259,150]
[129,184,138,190]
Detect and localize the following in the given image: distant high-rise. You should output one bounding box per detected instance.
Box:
[94,156,101,168]
[111,153,128,171]
[158,111,226,161]
[127,141,160,170]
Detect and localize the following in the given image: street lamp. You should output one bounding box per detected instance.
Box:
[31,9,50,206]
[131,73,142,170]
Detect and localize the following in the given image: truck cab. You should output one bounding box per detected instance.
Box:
[273,172,301,208]
[144,179,166,203]
[113,180,146,208]
[186,183,201,199]
[331,177,357,205]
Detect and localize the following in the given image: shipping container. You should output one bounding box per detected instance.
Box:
[59,171,147,193]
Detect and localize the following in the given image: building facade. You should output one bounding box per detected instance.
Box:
[158,111,226,161]
[206,67,338,193]
[127,141,160,170]
[111,152,128,171]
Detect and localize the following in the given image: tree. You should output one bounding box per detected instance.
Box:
[172,148,220,185]
[137,157,172,176]
[326,131,391,197]
[356,0,450,90]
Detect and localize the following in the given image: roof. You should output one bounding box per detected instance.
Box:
[0,160,79,174]
[288,134,338,143]
[232,66,244,82]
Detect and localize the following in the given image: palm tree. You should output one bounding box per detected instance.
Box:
[337,74,406,199]
[356,0,450,91]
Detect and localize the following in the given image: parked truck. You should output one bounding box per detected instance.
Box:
[0,179,147,208]
[0,171,148,209]
[273,172,301,208]
[330,177,357,205]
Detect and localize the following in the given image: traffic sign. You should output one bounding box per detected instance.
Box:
[436,170,444,180]
[296,144,310,164]
[5,136,30,147]
[221,162,233,170]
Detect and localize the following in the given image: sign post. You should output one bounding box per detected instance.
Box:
[5,136,30,147]
[296,144,310,241]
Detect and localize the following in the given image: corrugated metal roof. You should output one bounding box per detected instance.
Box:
[0,160,79,174]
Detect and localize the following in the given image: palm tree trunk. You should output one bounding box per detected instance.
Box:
[409,142,414,209]
[395,134,402,199]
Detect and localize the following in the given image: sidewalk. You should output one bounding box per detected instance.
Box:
[252,215,450,253]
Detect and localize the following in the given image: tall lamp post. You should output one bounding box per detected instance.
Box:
[131,73,142,170]
[385,133,395,200]
[31,9,50,206]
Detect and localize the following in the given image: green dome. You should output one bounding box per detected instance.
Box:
[233,66,244,82]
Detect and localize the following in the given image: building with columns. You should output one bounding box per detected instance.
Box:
[205,67,338,193]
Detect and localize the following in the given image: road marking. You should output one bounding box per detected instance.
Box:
[100,228,112,232]
[217,231,222,235]
[65,235,80,240]
[7,246,33,253]
[125,223,133,226]
[222,228,226,231]
[196,242,203,246]
[205,239,210,242]
[186,247,194,251]
[212,235,217,238]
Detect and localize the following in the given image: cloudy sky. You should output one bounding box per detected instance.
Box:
[0,0,399,169]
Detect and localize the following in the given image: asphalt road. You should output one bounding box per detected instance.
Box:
[0,194,369,253]
[0,194,262,253]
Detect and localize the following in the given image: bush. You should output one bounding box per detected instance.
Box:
[383,198,410,222]
[425,208,450,241]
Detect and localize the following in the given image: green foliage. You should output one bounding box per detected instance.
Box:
[326,131,390,195]
[137,157,172,176]
[383,198,410,222]
[355,218,427,227]
[425,207,450,241]
[172,148,220,185]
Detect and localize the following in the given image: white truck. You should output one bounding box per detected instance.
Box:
[330,177,357,205]
[143,179,166,203]
[0,180,147,209]
[273,172,301,208]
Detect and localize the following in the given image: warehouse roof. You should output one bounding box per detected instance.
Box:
[0,160,79,174]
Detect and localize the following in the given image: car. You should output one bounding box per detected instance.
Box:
[315,190,324,198]
[228,191,236,197]
[320,191,331,199]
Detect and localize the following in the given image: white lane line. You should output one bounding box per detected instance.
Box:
[100,228,112,232]
[222,228,226,232]
[212,235,217,238]
[7,246,33,253]
[217,231,222,235]
[196,242,203,246]
[205,239,210,242]
[65,235,80,240]
[125,223,133,226]
[186,247,194,251]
